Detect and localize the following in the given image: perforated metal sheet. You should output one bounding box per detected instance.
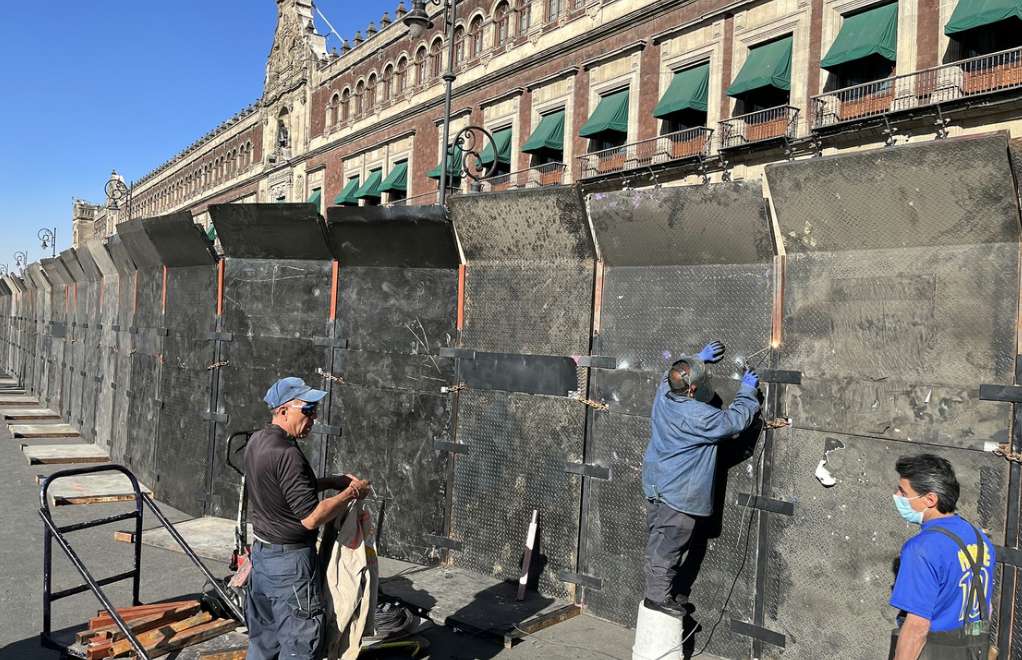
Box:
[761,429,1008,659]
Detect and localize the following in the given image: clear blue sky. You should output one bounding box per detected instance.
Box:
[0,0,396,271]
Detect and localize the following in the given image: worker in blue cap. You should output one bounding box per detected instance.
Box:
[244,376,370,660]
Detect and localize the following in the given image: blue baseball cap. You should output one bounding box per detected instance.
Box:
[264,377,328,409]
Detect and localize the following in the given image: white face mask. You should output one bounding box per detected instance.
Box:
[892,493,925,525]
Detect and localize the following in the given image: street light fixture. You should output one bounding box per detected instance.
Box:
[38,228,57,258]
[14,251,28,273]
[0,264,8,277]
[105,169,134,219]
[403,0,497,205]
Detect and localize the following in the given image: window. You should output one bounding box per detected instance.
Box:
[495,2,510,46]
[430,39,443,78]
[327,93,339,128]
[518,1,531,33]
[454,26,466,67]
[341,89,350,121]
[382,66,393,103]
[366,74,377,111]
[547,0,562,22]
[471,16,484,57]
[397,57,408,94]
[355,80,365,116]
[415,47,428,85]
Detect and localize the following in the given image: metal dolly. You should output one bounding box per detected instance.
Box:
[39,464,244,659]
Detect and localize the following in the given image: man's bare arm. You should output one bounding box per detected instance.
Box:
[893,613,930,660]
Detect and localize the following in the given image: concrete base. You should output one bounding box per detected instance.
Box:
[22,443,109,465]
[37,472,152,506]
[0,395,40,407]
[10,423,80,438]
[3,408,61,421]
[113,516,251,563]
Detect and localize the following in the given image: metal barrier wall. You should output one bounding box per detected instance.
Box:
[106,233,137,466]
[81,240,119,453]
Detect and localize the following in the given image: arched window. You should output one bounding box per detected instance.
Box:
[471,16,484,57]
[277,106,291,149]
[453,26,466,67]
[382,65,393,103]
[415,46,428,85]
[341,88,350,121]
[547,0,562,22]
[355,80,365,117]
[517,0,531,33]
[495,2,510,47]
[397,57,409,94]
[245,141,253,166]
[429,39,443,79]
[328,92,340,128]
[366,74,377,111]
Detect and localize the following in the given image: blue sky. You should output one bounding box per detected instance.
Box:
[0,1,396,271]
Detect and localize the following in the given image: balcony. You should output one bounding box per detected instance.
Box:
[576,127,713,180]
[812,44,1022,130]
[384,190,440,207]
[718,106,800,149]
[479,162,566,192]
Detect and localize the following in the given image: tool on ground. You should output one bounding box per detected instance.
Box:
[517,509,539,601]
[39,464,243,660]
[729,345,772,380]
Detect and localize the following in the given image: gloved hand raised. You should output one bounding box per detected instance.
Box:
[741,368,759,389]
[697,340,726,363]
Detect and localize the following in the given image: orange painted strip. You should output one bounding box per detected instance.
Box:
[771,255,785,348]
[216,260,225,317]
[456,264,466,331]
[161,266,168,314]
[591,260,605,335]
[329,260,339,321]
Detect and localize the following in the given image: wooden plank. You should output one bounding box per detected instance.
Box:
[91,600,200,629]
[77,603,201,644]
[129,618,237,659]
[10,422,80,438]
[2,408,61,421]
[502,603,582,649]
[108,611,214,657]
[22,443,109,465]
[38,473,152,507]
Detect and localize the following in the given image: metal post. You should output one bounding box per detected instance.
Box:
[437,0,457,207]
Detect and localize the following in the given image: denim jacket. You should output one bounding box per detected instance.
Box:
[641,373,760,517]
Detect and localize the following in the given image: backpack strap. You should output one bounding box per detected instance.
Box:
[921,522,989,622]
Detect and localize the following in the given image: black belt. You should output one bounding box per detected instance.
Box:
[253,539,315,552]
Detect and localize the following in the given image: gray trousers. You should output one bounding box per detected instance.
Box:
[644,499,698,603]
[246,543,323,660]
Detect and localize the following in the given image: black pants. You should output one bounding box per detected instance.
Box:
[889,626,990,660]
[644,499,697,603]
[246,542,323,660]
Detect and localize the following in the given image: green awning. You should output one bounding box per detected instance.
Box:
[821,2,898,70]
[579,89,629,137]
[479,127,513,167]
[379,161,408,193]
[946,0,1022,35]
[307,189,322,206]
[653,63,710,118]
[427,145,463,180]
[521,110,565,154]
[206,224,217,242]
[334,176,360,205]
[727,35,793,97]
[355,169,383,199]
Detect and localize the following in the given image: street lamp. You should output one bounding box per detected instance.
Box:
[403,0,497,205]
[105,169,134,219]
[14,251,28,273]
[0,264,8,276]
[38,228,56,258]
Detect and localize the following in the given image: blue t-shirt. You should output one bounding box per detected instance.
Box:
[890,515,995,633]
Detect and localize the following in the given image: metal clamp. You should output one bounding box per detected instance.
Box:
[979,384,1022,403]
[557,570,602,591]
[564,462,611,480]
[423,534,463,551]
[577,355,618,369]
[730,619,785,648]
[433,440,469,454]
[738,493,794,516]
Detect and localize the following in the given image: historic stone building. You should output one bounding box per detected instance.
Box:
[73,0,1022,243]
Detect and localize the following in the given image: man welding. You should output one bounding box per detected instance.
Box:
[641,341,760,618]
[245,376,370,660]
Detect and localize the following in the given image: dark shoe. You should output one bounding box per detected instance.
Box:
[643,597,689,619]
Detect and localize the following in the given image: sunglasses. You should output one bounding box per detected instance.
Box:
[289,401,319,417]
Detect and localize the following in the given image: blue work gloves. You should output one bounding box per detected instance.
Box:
[742,368,759,389]
[697,341,726,363]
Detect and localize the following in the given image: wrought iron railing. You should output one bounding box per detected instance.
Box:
[575,127,712,179]
[479,162,566,191]
[812,44,1022,129]
[384,190,441,207]
[718,106,800,148]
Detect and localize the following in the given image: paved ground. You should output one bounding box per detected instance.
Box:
[0,382,714,660]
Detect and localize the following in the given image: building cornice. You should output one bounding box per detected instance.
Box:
[479,87,526,108]
[582,40,647,70]
[652,0,755,44]
[527,68,579,91]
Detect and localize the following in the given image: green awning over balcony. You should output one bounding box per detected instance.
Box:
[479,127,513,166]
[379,161,408,193]
[356,170,383,199]
[206,224,217,242]
[579,89,630,137]
[307,189,322,207]
[653,63,710,118]
[821,2,898,70]
[427,144,464,180]
[946,0,1022,35]
[334,176,360,205]
[727,35,793,97]
[521,110,565,154]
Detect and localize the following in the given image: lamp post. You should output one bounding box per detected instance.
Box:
[403,0,497,205]
[0,264,8,277]
[14,251,28,273]
[105,169,133,219]
[38,228,57,258]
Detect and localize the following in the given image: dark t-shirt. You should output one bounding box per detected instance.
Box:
[244,424,319,545]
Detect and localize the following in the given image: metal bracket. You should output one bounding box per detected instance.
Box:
[996,545,1022,568]
[207,331,234,342]
[758,369,802,385]
[201,411,229,423]
[979,384,1022,403]
[738,493,795,516]
[439,347,475,359]
[313,336,345,348]
[557,570,602,591]
[433,440,469,454]
[564,462,611,480]
[730,619,786,648]
[110,324,120,332]
[577,355,618,369]
[310,423,341,436]
[423,534,463,551]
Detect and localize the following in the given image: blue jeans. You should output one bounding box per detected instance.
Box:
[246,542,323,660]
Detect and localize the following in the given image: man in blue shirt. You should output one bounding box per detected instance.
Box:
[641,341,760,617]
[890,454,994,660]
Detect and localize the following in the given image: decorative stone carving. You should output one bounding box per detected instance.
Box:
[263,0,327,106]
